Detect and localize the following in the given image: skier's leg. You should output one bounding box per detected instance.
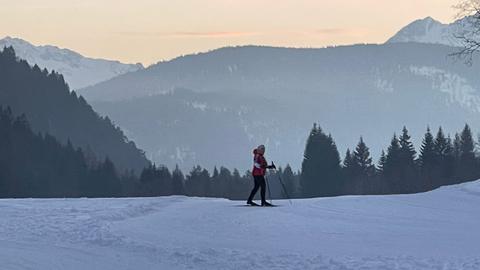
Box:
[260,176,267,204]
[247,176,261,203]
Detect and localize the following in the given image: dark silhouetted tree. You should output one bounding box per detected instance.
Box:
[419,127,437,190]
[300,124,342,197]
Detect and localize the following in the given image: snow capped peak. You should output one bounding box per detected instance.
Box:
[2,35,24,43]
[0,36,143,90]
[386,16,468,47]
[420,16,440,24]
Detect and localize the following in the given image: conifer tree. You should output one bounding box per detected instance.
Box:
[282,164,297,198]
[342,148,358,194]
[218,167,233,198]
[419,127,437,190]
[230,169,243,198]
[374,150,388,194]
[433,129,455,186]
[300,124,342,197]
[171,165,185,195]
[458,124,478,181]
[384,134,402,193]
[453,133,462,160]
[353,137,375,193]
[399,127,417,161]
[212,167,219,179]
[377,150,387,174]
[398,127,418,192]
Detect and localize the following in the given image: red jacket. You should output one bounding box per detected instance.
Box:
[252,149,268,176]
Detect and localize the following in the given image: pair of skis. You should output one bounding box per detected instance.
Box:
[246,202,276,207]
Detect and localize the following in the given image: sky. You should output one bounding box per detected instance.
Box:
[0,0,460,66]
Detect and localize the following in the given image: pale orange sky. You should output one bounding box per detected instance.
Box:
[0,0,460,66]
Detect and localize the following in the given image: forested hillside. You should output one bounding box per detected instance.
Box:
[0,107,121,197]
[83,43,480,170]
[0,47,149,173]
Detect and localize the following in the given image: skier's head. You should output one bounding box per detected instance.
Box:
[257,145,265,155]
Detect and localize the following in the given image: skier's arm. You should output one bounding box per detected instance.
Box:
[257,156,268,169]
[266,161,276,170]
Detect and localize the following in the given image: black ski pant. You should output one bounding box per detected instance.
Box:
[247,175,266,203]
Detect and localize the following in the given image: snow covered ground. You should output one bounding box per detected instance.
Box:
[1,181,480,270]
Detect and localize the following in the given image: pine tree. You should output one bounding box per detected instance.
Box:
[377,150,387,174]
[218,167,233,198]
[384,134,402,193]
[434,129,455,186]
[171,165,185,195]
[353,137,375,193]
[155,165,172,196]
[342,149,358,194]
[212,167,219,179]
[399,127,416,161]
[300,124,342,197]
[398,127,418,193]
[343,149,357,174]
[282,164,297,198]
[458,124,478,181]
[374,149,388,194]
[453,133,462,160]
[354,138,374,175]
[300,124,321,197]
[230,169,243,199]
[418,127,437,190]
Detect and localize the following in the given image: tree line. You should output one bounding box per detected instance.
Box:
[133,163,299,200]
[1,105,478,199]
[301,123,480,197]
[2,43,480,200]
[0,106,299,199]
[0,107,120,198]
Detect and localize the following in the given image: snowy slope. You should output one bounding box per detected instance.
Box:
[0,36,143,89]
[1,180,480,269]
[387,16,476,47]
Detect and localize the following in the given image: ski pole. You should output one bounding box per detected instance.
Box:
[277,174,293,205]
[269,162,293,205]
[265,176,273,205]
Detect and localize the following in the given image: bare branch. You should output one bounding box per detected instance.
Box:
[452,0,480,64]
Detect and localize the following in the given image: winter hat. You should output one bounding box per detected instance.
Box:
[257,145,265,151]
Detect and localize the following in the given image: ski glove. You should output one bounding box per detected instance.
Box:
[267,162,276,170]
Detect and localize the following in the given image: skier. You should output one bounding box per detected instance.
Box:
[247,145,276,206]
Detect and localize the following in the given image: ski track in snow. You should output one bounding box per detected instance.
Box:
[1,181,480,269]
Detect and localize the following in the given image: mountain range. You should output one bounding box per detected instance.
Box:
[84,42,480,171]
[0,36,143,90]
[387,16,476,47]
[4,16,478,171]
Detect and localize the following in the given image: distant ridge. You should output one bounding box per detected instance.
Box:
[387,16,476,47]
[84,43,480,170]
[0,36,143,89]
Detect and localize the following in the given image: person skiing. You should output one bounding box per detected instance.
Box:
[247,145,276,206]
